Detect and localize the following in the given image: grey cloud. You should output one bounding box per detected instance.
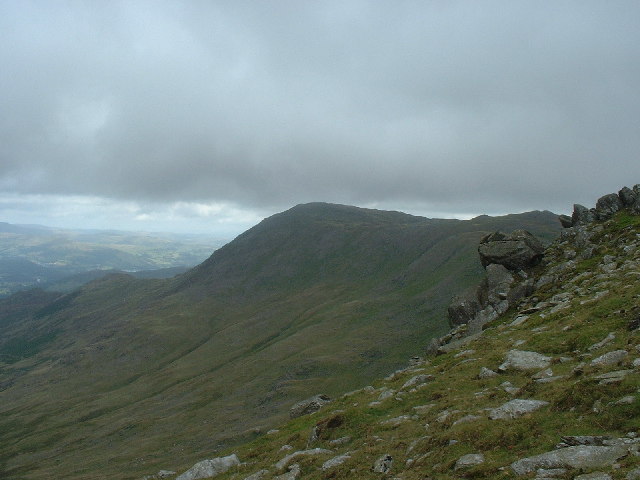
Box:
[1,0,640,219]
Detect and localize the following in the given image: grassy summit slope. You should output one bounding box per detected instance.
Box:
[0,203,560,479]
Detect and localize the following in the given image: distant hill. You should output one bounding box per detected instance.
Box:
[0,223,225,296]
[0,204,561,479]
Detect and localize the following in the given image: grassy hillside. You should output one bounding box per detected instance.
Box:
[162,210,640,480]
[0,204,560,479]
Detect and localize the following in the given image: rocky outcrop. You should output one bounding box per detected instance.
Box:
[478,230,545,270]
[289,394,331,418]
[565,185,640,227]
[445,231,539,336]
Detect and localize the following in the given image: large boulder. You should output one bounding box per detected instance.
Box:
[595,193,623,220]
[176,455,240,480]
[478,230,545,271]
[572,204,596,225]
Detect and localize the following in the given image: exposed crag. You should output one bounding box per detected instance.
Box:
[160,187,640,480]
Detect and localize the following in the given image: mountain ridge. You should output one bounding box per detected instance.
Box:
[0,203,561,479]
[157,187,640,480]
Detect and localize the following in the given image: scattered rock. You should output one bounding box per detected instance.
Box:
[243,469,270,480]
[478,367,498,379]
[511,445,628,475]
[289,394,331,418]
[573,473,612,480]
[274,449,332,471]
[488,399,549,420]
[413,404,437,415]
[372,454,393,473]
[499,350,552,371]
[401,374,435,390]
[593,369,633,385]
[591,350,628,367]
[322,453,352,470]
[273,464,300,480]
[532,368,554,380]
[615,395,636,405]
[378,389,395,401]
[380,415,411,427]
[329,436,352,446]
[500,381,520,395]
[176,455,241,480]
[588,333,616,351]
[454,453,485,470]
[452,414,481,426]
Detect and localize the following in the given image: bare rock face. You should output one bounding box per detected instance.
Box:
[289,394,331,418]
[478,230,545,271]
[448,286,483,327]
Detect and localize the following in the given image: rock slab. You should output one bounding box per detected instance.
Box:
[499,350,552,371]
[454,453,485,470]
[511,445,627,475]
[488,399,549,420]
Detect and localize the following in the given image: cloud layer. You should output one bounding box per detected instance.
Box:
[1,1,640,231]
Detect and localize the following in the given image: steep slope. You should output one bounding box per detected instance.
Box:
[166,197,640,480]
[0,203,560,479]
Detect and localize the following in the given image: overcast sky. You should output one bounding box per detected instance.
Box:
[1,1,639,237]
